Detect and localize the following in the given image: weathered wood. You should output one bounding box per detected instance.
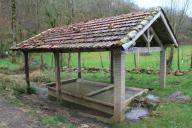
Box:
[48,87,114,115]
[160,48,166,88]
[160,12,178,47]
[54,52,61,101]
[78,52,81,78]
[125,47,162,53]
[113,48,125,122]
[23,52,30,93]
[48,82,148,117]
[110,50,114,84]
[122,12,161,49]
[19,48,111,53]
[150,27,163,48]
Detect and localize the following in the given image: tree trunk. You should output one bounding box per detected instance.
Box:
[99,53,104,68]
[190,50,192,68]
[67,53,71,68]
[134,53,137,69]
[66,0,74,69]
[60,53,63,67]
[137,50,140,68]
[167,46,174,70]
[40,54,44,71]
[177,46,180,70]
[51,54,54,68]
[11,0,17,63]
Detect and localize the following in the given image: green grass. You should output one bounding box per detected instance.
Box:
[42,114,76,128]
[0,45,191,71]
[31,45,192,70]
[112,103,192,128]
[0,58,20,71]
[0,45,191,128]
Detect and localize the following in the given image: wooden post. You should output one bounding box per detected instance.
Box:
[78,52,81,78]
[113,49,125,122]
[110,50,114,84]
[160,48,166,88]
[23,52,30,93]
[54,52,61,101]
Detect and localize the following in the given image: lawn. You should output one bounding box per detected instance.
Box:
[0,45,191,71]
[32,45,191,70]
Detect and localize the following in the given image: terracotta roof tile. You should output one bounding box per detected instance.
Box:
[11,8,162,51]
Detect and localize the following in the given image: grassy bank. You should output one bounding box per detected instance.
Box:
[0,45,191,72]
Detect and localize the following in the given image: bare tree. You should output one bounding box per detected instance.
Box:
[11,0,16,62]
[165,0,191,70]
[66,0,74,68]
[191,49,192,69]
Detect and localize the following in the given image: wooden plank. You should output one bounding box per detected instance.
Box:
[48,89,114,115]
[54,52,61,101]
[86,85,114,97]
[78,52,81,78]
[48,86,114,107]
[19,48,111,53]
[125,47,162,53]
[113,49,125,122]
[160,48,166,88]
[23,52,30,93]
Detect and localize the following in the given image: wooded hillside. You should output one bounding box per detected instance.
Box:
[0,0,191,57]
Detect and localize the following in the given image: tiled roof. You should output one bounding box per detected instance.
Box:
[11,8,166,51]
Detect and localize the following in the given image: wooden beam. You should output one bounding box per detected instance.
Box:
[122,12,161,49]
[125,47,162,53]
[78,52,81,78]
[113,48,125,122]
[142,29,154,52]
[160,48,166,88]
[19,48,111,53]
[150,27,163,48]
[110,50,114,84]
[23,52,30,93]
[160,12,178,47]
[54,52,61,101]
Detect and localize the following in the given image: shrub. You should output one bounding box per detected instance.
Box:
[31,75,52,83]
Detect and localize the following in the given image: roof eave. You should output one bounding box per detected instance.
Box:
[121,8,179,50]
[121,11,162,50]
[159,9,179,48]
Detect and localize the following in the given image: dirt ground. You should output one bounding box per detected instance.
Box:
[0,98,46,128]
[0,73,107,128]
